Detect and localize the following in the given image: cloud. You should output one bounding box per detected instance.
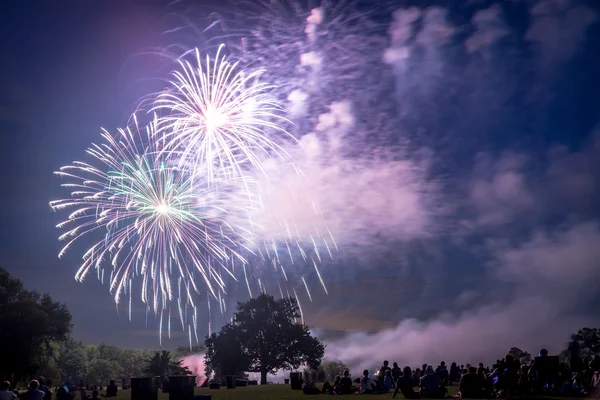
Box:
[415,7,456,47]
[525,0,598,65]
[466,133,600,229]
[468,152,536,228]
[466,4,510,53]
[247,102,440,254]
[322,131,600,370]
[383,7,455,66]
[325,221,600,369]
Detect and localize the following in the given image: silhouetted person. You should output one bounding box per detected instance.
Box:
[56,386,70,400]
[24,381,45,400]
[394,367,420,399]
[436,362,449,385]
[105,381,117,397]
[382,370,395,392]
[332,376,341,394]
[380,360,391,377]
[0,381,16,400]
[420,366,443,398]
[340,370,354,394]
[392,362,402,381]
[449,363,460,385]
[321,381,334,394]
[36,378,51,400]
[459,367,482,398]
[360,370,376,394]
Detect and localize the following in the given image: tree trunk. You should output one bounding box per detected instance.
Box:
[260,368,267,385]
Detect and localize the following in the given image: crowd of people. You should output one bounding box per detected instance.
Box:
[0,378,119,400]
[309,350,600,398]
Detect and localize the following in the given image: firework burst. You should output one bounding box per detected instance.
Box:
[152,45,295,183]
[50,116,257,339]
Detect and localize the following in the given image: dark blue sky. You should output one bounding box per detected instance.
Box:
[1,0,599,358]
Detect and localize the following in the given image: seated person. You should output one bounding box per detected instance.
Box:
[458,367,482,398]
[106,380,118,397]
[382,370,395,393]
[332,376,341,394]
[0,381,16,400]
[340,370,354,394]
[321,381,334,394]
[420,366,444,398]
[394,367,420,399]
[360,370,376,394]
[303,382,321,395]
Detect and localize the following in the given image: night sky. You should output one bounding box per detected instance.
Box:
[1,0,600,366]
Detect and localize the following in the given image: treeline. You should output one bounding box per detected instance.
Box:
[0,267,198,387]
[47,341,201,385]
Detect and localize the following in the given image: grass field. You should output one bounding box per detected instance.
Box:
[102,385,577,400]
[108,384,446,400]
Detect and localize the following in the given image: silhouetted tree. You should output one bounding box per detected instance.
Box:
[319,359,349,382]
[204,324,250,380]
[508,347,532,364]
[204,294,325,385]
[143,351,191,379]
[173,345,205,360]
[570,328,600,359]
[0,267,72,382]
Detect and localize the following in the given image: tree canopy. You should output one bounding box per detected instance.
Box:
[508,347,532,364]
[143,351,192,379]
[204,294,325,384]
[0,267,72,382]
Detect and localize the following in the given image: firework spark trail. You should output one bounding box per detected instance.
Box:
[50,116,258,339]
[152,45,297,184]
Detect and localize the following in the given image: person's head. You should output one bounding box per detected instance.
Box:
[109,380,115,385]
[0,381,10,391]
[334,376,340,382]
[343,370,349,377]
[393,362,399,368]
[403,366,412,376]
[468,367,476,374]
[441,361,445,367]
[38,377,46,385]
[383,360,389,367]
[29,380,40,390]
[422,364,427,369]
[426,365,434,374]
[363,370,369,377]
[539,349,549,357]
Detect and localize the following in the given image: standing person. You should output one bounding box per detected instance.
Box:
[37,377,51,400]
[105,381,118,397]
[56,385,71,400]
[23,381,45,400]
[392,362,402,381]
[0,381,16,400]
